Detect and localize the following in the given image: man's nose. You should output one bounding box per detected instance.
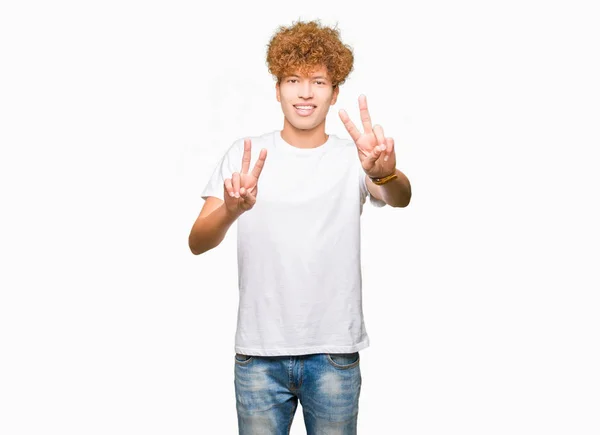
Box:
[298,81,313,98]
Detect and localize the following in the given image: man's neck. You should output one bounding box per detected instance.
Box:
[280,120,329,149]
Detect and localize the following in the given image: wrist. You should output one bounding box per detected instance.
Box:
[368,169,398,185]
[223,203,244,220]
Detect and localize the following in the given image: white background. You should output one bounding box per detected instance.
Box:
[1,0,599,434]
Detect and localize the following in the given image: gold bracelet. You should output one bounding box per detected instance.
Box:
[370,172,398,185]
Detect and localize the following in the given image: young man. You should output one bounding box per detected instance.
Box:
[189,20,411,435]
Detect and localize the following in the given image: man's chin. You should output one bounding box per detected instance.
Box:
[285,117,324,132]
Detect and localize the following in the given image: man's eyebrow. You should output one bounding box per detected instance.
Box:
[287,74,329,80]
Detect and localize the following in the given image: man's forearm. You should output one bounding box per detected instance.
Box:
[188,204,241,255]
[372,168,412,207]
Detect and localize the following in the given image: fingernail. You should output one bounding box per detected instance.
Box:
[235,192,240,198]
[384,156,389,161]
[380,144,386,151]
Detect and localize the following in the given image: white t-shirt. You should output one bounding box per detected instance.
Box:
[201,130,385,356]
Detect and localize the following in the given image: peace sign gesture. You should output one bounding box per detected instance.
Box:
[223,139,267,215]
[339,95,396,178]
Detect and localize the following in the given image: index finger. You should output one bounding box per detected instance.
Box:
[339,109,361,143]
[251,148,267,180]
[241,138,251,174]
[358,94,373,133]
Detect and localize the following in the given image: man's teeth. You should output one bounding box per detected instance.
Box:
[296,106,314,109]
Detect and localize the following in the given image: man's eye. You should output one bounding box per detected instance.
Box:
[316,81,325,85]
[288,79,297,83]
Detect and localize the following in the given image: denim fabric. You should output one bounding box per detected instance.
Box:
[234,352,362,434]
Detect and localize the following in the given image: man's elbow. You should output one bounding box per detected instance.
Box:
[188,235,205,255]
[189,241,201,255]
[392,192,411,208]
[189,233,219,255]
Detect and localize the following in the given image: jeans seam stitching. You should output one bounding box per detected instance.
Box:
[326,353,360,369]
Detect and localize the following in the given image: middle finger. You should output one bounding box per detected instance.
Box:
[373,124,385,149]
[359,95,373,133]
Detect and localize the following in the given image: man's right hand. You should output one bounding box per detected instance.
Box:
[223,138,267,216]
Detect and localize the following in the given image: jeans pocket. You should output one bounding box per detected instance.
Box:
[326,352,360,369]
[234,353,253,364]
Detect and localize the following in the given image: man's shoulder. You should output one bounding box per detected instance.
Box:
[227,130,276,150]
[240,130,278,142]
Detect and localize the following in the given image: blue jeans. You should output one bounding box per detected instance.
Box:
[234,352,362,435]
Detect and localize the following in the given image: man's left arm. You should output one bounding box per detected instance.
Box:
[366,169,411,208]
[338,95,413,207]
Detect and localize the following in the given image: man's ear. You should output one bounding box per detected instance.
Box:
[276,82,280,102]
[331,85,340,105]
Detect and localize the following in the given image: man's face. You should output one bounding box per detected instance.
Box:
[276,66,339,132]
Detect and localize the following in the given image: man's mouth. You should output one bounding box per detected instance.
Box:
[293,105,316,116]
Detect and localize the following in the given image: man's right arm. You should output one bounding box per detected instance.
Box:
[190,139,265,255]
[188,197,241,255]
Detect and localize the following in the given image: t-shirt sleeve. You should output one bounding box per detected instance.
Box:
[359,168,387,208]
[201,139,244,202]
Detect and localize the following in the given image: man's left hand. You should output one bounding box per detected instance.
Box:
[339,94,397,178]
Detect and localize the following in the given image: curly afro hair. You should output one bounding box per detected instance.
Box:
[266,20,354,88]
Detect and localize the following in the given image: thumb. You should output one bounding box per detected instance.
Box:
[369,143,385,162]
